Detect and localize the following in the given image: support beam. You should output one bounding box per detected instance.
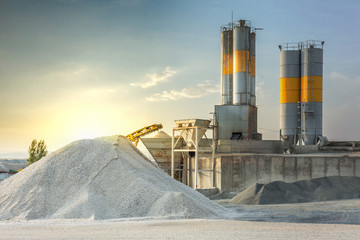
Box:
[171,129,174,178]
[195,127,199,189]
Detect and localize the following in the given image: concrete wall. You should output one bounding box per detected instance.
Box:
[185,156,215,189]
[216,154,360,192]
[217,140,283,154]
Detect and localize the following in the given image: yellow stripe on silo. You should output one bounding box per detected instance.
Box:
[301,76,323,102]
[301,76,322,89]
[280,90,300,103]
[250,56,255,77]
[221,53,233,75]
[280,77,301,103]
[301,89,323,102]
[234,50,249,72]
[280,77,300,91]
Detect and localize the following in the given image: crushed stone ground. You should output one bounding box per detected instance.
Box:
[230,176,360,205]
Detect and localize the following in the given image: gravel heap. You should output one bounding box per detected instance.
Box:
[230,176,360,205]
[0,137,226,220]
[152,131,171,138]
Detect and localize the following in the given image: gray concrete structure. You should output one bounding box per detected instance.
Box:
[217,140,283,154]
[154,152,360,191]
[214,153,360,191]
[215,105,258,140]
[181,153,360,191]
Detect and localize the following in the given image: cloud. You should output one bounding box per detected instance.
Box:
[255,81,266,98]
[131,67,176,88]
[327,71,360,86]
[328,71,347,80]
[146,81,219,102]
[325,71,360,108]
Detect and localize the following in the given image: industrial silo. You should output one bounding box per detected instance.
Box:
[233,20,251,105]
[215,19,260,140]
[250,32,256,106]
[220,26,233,105]
[279,44,301,146]
[301,40,324,145]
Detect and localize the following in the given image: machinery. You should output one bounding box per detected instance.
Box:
[126,123,163,146]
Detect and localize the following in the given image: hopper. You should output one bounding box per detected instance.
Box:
[174,119,211,147]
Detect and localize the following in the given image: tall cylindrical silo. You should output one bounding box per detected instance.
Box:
[280,45,301,146]
[220,26,233,105]
[233,20,250,105]
[250,32,256,106]
[301,41,324,145]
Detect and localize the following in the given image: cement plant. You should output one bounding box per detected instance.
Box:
[1,19,360,240]
[140,20,360,194]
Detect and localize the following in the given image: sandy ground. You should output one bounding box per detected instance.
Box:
[2,198,360,240]
[1,219,360,240]
[1,199,360,239]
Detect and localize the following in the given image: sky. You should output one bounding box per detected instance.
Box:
[1,0,360,158]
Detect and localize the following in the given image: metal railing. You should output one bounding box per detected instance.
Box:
[301,40,325,49]
[220,23,232,32]
[279,40,325,51]
[220,19,252,32]
[278,42,302,51]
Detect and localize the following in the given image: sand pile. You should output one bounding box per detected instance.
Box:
[230,176,360,205]
[153,131,171,138]
[0,137,226,220]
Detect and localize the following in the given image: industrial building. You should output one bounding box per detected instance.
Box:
[140,19,360,193]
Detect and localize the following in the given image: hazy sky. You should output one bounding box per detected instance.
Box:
[1,0,360,157]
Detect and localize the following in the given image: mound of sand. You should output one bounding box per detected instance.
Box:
[152,131,171,138]
[0,137,226,220]
[230,176,360,205]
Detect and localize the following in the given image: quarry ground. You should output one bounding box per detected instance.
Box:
[1,199,360,240]
[220,198,360,224]
[1,218,360,240]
